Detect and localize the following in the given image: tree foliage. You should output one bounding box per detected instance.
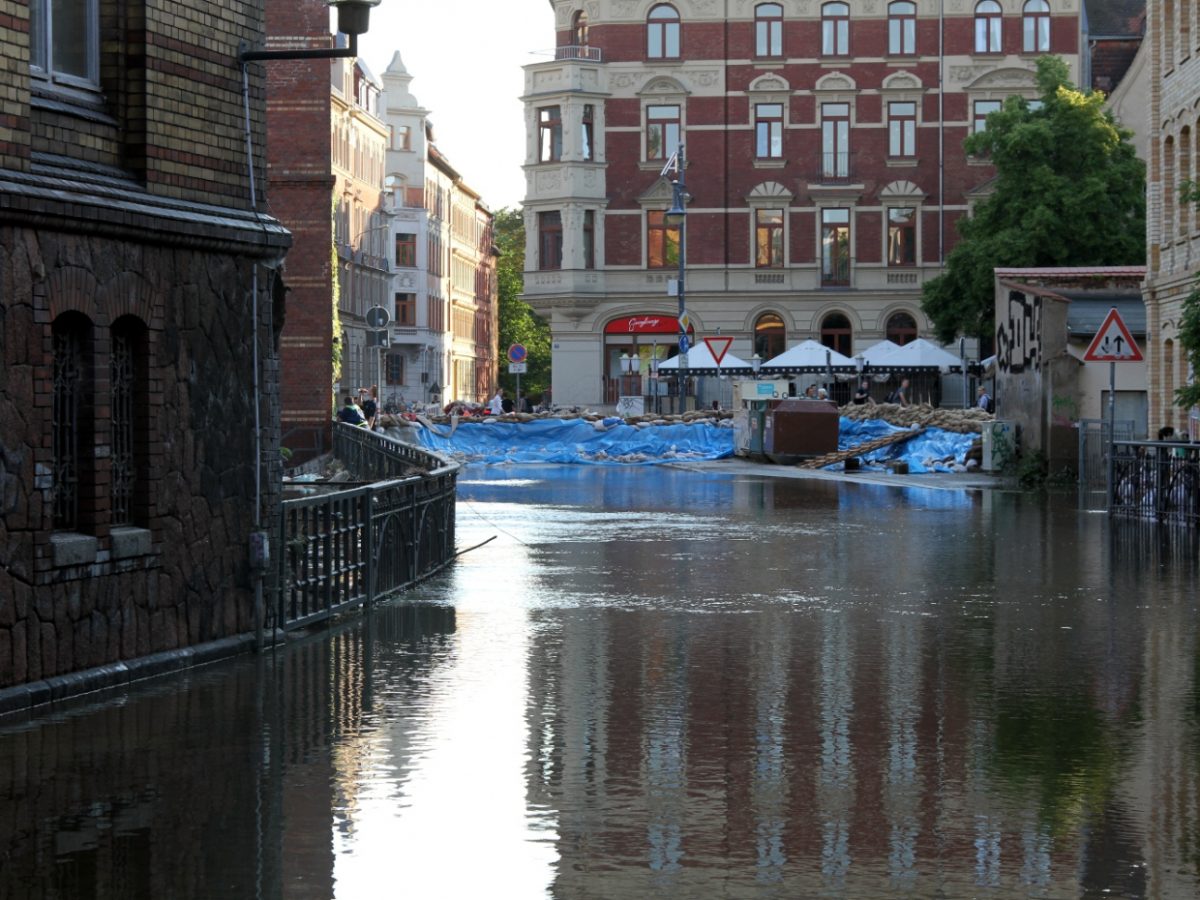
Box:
[493,207,551,399]
[921,56,1146,344]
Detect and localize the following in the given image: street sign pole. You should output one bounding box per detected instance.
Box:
[1106,361,1115,514]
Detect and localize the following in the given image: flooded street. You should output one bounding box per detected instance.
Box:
[1,464,1198,898]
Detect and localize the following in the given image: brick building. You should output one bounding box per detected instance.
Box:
[380,53,499,408]
[522,1,1085,407]
[1143,2,1200,437]
[0,2,289,690]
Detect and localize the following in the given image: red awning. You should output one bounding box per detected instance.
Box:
[605,315,693,335]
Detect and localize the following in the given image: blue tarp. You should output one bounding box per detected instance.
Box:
[411,416,975,471]
[837,418,977,473]
[413,417,735,465]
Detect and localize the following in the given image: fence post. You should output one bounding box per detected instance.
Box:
[364,488,376,608]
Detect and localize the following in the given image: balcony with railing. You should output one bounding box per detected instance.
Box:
[812,152,860,185]
[555,45,603,62]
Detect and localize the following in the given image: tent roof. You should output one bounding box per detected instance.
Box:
[860,339,903,364]
[760,339,856,371]
[871,338,963,372]
[657,343,751,370]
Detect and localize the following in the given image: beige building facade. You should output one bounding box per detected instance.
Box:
[1144,1,1200,436]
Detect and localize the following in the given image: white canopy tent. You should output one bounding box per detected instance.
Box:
[657,343,752,373]
[860,339,903,365]
[759,339,856,373]
[876,338,963,373]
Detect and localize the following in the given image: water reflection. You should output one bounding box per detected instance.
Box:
[0,465,1196,898]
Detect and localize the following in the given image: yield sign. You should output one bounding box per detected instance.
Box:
[704,335,734,365]
[1083,307,1143,362]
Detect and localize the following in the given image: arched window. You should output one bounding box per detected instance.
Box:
[975,1,1003,54]
[1022,0,1050,52]
[888,1,916,55]
[573,10,589,46]
[110,316,150,527]
[886,312,918,345]
[647,5,681,59]
[1181,126,1193,239]
[754,312,786,361]
[52,312,94,531]
[755,3,783,57]
[1165,135,1177,238]
[822,2,850,56]
[820,312,852,357]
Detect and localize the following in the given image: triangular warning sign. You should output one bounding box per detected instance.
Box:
[704,336,734,365]
[1083,307,1143,362]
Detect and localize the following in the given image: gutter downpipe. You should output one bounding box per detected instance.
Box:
[242,63,264,652]
[938,0,945,269]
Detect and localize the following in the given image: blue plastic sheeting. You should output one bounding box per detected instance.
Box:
[413,417,735,465]
[837,418,977,473]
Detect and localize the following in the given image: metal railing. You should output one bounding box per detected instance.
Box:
[1109,440,1200,526]
[555,45,603,61]
[275,424,459,632]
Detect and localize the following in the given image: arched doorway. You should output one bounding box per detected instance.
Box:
[754,312,785,362]
[885,311,918,346]
[820,312,852,357]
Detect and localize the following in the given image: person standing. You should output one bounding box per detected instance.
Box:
[489,388,504,415]
[337,394,366,426]
[977,385,993,413]
[360,385,378,429]
[893,378,911,406]
[853,379,870,405]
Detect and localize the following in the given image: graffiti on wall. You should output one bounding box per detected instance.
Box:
[995,290,1041,373]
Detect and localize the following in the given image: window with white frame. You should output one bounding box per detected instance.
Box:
[821,209,851,286]
[888,1,916,55]
[973,99,1002,133]
[822,2,850,56]
[1022,0,1050,53]
[539,106,563,162]
[975,1,1003,54]
[647,5,681,59]
[887,208,917,266]
[30,0,99,89]
[646,104,681,161]
[756,3,783,57]
[755,209,785,268]
[821,103,851,178]
[888,101,916,157]
[755,103,784,159]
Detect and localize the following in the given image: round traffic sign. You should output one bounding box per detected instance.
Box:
[507,343,527,364]
[366,305,391,329]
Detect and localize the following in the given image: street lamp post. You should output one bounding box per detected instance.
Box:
[751,353,762,380]
[663,144,688,414]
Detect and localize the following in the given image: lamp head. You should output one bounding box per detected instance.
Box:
[329,0,381,37]
[664,182,687,227]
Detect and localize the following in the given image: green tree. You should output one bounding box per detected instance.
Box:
[494,207,551,399]
[922,56,1145,344]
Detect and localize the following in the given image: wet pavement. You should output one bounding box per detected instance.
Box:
[0,463,1197,898]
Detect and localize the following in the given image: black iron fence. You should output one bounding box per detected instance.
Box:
[1109,440,1200,526]
[275,424,459,632]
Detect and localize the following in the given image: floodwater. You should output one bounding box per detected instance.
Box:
[1,464,1198,899]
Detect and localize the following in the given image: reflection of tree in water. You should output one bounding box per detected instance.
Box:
[989,688,1136,839]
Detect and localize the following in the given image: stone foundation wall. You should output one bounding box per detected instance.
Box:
[0,226,282,689]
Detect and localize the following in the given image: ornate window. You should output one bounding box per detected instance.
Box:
[755,103,784,158]
[647,5,681,59]
[538,211,563,270]
[754,313,786,360]
[887,208,917,266]
[820,312,853,356]
[755,209,785,268]
[756,3,783,57]
[975,1,1003,54]
[888,101,917,157]
[581,104,595,161]
[538,106,562,162]
[886,311,918,345]
[647,210,680,269]
[821,2,850,56]
[821,103,851,178]
[30,0,99,89]
[52,313,93,531]
[888,1,916,55]
[583,210,596,270]
[1022,0,1050,53]
[395,232,417,267]
[821,209,851,286]
[573,9,589,46]
[110,317,148,527]
[646,104,681,161]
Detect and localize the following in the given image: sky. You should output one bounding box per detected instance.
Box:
[355,0,556,211]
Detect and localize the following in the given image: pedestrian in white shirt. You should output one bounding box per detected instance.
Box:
[489,389,504,415]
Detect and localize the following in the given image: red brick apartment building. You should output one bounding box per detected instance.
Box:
[522,1,1085,407]
[0,1,289,694]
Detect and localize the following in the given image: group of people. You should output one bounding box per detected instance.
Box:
[337,385,379,429]
[844,378,994,412]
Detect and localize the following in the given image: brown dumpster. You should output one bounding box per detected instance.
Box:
[763,398,839,464]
